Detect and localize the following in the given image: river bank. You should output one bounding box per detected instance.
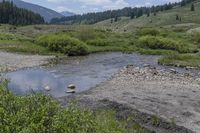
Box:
[60,65,200,133]
[0,51,54,72]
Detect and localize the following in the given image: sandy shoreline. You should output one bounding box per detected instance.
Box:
[60,65,200,133]
[0,51,54,72]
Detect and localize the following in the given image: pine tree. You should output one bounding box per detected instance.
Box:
[111,18,113,23]
[130,12,135,19]
[114,16,118,22]
[191,3,195,11]
[0,1,44,25]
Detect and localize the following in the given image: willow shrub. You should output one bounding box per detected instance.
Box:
[37,34,89,56]
[0,79,143,133]
[138,35,197,53]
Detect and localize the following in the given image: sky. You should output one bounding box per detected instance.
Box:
[22,0,181,14]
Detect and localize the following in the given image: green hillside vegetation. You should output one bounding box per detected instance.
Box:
[96,0,200,32]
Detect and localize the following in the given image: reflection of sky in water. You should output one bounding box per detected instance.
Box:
[5,53,165,97]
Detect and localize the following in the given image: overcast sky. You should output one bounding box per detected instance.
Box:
[22,0,181,14]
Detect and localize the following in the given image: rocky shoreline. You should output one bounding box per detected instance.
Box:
[60,65,200,133]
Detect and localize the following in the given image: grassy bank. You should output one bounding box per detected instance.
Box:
[0,24,200,67]
[0,79,144,133]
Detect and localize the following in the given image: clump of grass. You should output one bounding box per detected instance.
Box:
[0,33,18,40]
[37,34,89,56]
[138,35,197,53]
[0,79,143,133]
[159,53,200,67]
[0,40,52,55]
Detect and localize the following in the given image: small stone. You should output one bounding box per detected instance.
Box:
[44,86,51,91]
[68,84,76,89]
[186,66,195,70]
[170,69,177,74]
[66,90,76,93]
[143,64,150,67]
[184,73,190,77]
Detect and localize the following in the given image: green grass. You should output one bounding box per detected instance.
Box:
[0,78,144,133]
[159,53,200,67]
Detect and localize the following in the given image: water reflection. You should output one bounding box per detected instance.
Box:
[7,52,198,98]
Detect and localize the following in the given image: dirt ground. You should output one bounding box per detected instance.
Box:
[60,65,200,133]
[0,51,54,71]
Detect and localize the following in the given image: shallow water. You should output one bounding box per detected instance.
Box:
[5,52,200,97]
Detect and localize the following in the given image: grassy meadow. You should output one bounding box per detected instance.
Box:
[0,23,200,67]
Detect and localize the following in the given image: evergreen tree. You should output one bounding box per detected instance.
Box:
[130,11,135,19]
[191,3,195,11]
[176,15,179,20]
[0,1,44,25]
[114,16,118,22]
[111,18,113,23]
[181,0,186,6]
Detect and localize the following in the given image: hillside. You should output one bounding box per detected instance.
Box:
[96,0,200,32]
[0,0,64,22]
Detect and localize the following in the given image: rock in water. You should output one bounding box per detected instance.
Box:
[66,90,76,93]
[44,86,51,91]
[68,84,76,89]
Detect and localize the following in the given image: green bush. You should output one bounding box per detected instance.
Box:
[137,28,160,36]
[0,33,18,40]
[37,34,89,56]
[138,35,196,53]
[0,79,143,133]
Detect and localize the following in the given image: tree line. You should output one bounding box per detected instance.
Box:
[0,0,44,25]
[51,0,197,24]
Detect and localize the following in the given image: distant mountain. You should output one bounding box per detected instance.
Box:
[60,11,75,17]
[1,0,64,22]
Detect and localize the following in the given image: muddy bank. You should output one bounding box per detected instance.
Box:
[0,51,54,72]
[60,66,200,133]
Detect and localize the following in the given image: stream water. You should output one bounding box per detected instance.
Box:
[5,52,200,97]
